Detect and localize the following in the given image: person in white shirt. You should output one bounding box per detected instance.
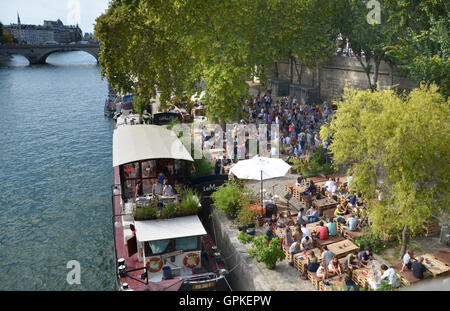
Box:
[401,250,414,272]
[300,236,313,251]
[327,257,342,277]
[289,241,301,255]
[325,178,336,193]
[330,184,338,196]
[300,223,311,238]
[380,264,399,288]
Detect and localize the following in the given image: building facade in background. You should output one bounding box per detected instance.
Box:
[5,14,82,45]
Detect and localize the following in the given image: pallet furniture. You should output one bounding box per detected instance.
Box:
[327,239,359,259]
[313,197,338,216]
[422,220,440,237]
[421,253,450,277]
[319,273,348,291]
[334,215,352,235]
[392,263,423,286]
[314,235,345,249]
[433,250,450,266]
[351,260,384,290]
[293,248,322,274]
[307,271,321,290]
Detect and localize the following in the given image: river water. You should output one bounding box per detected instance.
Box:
[0,52,116,290]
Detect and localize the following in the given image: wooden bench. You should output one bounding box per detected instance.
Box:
[314,235,345,249]
[307,271,320,290]
[392,263,423,286]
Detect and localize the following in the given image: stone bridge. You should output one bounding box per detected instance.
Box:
[0,43,100,65]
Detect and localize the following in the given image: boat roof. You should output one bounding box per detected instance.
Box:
[113,124,193,167]
[134,215,207,242]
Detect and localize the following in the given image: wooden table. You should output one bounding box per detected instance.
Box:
[293,248,322,273]
[313,197,338,216]
[351,260,384,290]
[327,239,359,259]
[306,221,321,232]
[292,185,308,200]
[421,253,450,277]
[319,273,348,291]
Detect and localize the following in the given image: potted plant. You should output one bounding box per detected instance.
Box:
[236,206,257,231]
[248,236,285,270]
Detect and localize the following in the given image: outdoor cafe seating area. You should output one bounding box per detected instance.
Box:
[252,177,450,291]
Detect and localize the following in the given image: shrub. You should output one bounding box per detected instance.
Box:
[211,179,245,218]
[237,231,254,244]
[178,189,201,215]
[236,206,257,227]
[248,236,285,270]
[160,202,177,219]
[354,231,386,253]
[193,157,214,178]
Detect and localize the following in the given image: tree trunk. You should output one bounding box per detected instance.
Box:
[372,54,383,90]
[400,224,408,259]
[274,62,279,79]
[289,55,294,84]
[356,55,373,91]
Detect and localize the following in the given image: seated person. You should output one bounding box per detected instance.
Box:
[345,251,361,271]
[289,241,301,255]
[412,257,427,279]
[306,206,319,223]
[152,180,163,196]
[316,261,328,281]
[162,180,174,196]
[300,236,313,251]
[380,264,400,288]
[401,250,415,272]
[330,183,338,196]
[345,276,357,291]
[264,221,277,242]
[327,257,342,277]
[326,219,337,236]
[343,214,360,231]
[308,180,317,195]
[315,221,329,240]
[296,174,304,186]
[334,204,346,217]
[359,250,374,266]
[348,194,358,207]
[292,226,302,243]
[301,223,311,238]
[307,253,320,273]
[276,213,289,228]
[296,208,306,226]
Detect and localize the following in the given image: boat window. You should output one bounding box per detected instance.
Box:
[175,236,198,251]
[123,162,140,179]
[142,160,156,178]
[147,239,173,255]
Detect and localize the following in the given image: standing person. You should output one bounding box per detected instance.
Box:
[301,223,311,238]
[321,246,335,266]
[214,157,221,175]
[264,221,277,242]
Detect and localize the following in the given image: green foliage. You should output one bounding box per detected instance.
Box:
[133,203,158,220]
[291,146,334,178]
[211,179,247,218]
[237,231,254,244]
[160,202,177,219]
[354,231,387,253]
[236,206,257,227]
[178,189,201,216]
[193,157,214,178]
[384,0,449,97]
[248,236,285,270]
[320,85,450,242]
[133,95,147,118]
[94,0,335,121]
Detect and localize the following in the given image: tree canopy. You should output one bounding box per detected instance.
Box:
[320,84,449,241]
[94,0,334,121]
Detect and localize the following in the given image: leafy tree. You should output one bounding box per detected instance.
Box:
[320,85,449,256]
[331,0,399,90]
[384,0,450,97]
[94,0,334,121]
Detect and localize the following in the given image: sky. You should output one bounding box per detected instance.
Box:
[0,0,110,34]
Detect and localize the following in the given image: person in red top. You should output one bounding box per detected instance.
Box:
[315,221,329,240]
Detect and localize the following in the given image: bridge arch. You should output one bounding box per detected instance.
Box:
[37,48,99,64]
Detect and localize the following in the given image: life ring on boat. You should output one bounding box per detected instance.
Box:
[183,253,200,268]
[147,257,163,273]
